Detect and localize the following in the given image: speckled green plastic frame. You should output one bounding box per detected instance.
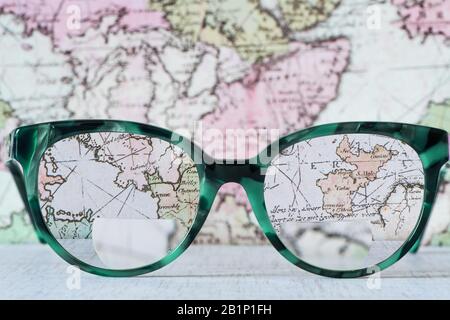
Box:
[5,120,450,278]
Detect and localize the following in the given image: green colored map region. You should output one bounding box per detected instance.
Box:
[150,0,288,62]
[421,99,450,247]
[150,0,342,62]
[150,0,207,44]
[44,206,93,239]
[0,100,12,127]
[0,101,36,243]
[421,99,450,131]
[432,229,450,246]
[420,99,450,182]
[0,211,36,244]
[279,0,341,32]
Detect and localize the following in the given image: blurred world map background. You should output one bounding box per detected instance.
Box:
[0,0,449,247]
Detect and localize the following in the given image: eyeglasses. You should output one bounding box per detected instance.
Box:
[4,120,449,278]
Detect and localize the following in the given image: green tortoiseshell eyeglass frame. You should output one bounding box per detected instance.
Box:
[4,120,450,278]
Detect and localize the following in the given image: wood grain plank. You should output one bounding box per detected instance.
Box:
[0,245,449,299]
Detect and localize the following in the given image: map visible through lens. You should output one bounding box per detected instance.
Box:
[264,134,425,270]
[38,132,200,270]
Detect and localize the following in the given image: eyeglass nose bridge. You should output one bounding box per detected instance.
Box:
[204,161,264,185]
[196,160,264,209]
[196,160,268,227]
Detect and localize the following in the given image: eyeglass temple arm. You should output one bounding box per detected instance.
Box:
[410,133,450,254]
[3,133,46,244]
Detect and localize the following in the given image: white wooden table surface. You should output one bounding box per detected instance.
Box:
[0,244,449,299]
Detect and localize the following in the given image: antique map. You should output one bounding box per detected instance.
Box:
[264,134,424,247]
[39,133,199,241]
[0,0,449,248]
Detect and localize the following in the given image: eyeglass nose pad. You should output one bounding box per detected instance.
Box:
[240,178,273,232]
[197,175,221,220]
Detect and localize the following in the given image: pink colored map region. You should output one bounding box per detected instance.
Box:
[201,38,350,159]
[393,0,450,40]
[0,0,351,245]
[200,38,351,211]
[0,0,168,48]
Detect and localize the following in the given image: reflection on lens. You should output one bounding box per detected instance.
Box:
[264,134,424,270]
[38,132,200,270]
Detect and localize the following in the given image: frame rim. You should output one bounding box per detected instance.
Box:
[12,120,211,276]
[253,121,448,277]
[7,119,450,278]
